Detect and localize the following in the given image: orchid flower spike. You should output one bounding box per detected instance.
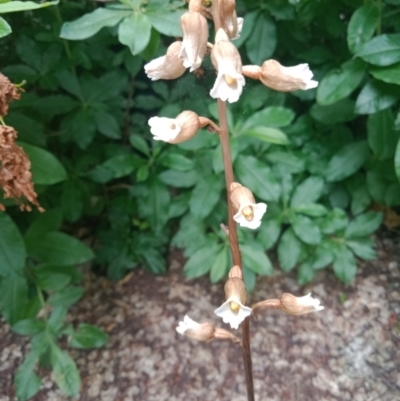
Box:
[148,110,201,144]
[229,182,267,229]
[210,28,245,103]
[242,59,318,92]
[179,1,208,72]
[280,293,324,316]
[219,0,243,40]
[214,266,252,329]
[144,41,186,81]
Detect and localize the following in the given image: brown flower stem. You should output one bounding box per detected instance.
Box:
[198,116,222,134]
[211,2,254,401]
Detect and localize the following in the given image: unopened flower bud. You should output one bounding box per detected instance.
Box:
[219,0,243,40]
[148,110,201,144]
[210,28,245,103]
[242,60,318,92]
[280,293,324,316]
[214,270,252,329]
[144,41,186,81]
[229,182,267,229]
[179,10,208,71]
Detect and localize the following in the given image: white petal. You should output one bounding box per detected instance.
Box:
[210,72,245,103]
[144,56,166,81]
[148,117,181,142]
[176,315,200,335]
[299,293,324,312]
[233,202,267,229]
[214,297,252,329]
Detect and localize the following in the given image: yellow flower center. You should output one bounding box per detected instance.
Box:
[242,206,254,221]
[230,301,240,312]
[224,75,236,85]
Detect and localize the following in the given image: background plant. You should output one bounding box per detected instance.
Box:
[0,0,399,399]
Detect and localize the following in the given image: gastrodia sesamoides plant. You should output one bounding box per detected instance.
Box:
[144,1,322,400]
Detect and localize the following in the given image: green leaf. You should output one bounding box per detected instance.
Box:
[245,12,276,65]
[33,266,71,292]
[184,243,220,278]
[290,214,321,245]
[15,350,41,401]
[159,169,197,187]
[290,176,325,207]
[210,245,228,283]
[118,13,151,55]
[396,139,400,182]
[19,142,67,185]
[370,62,400,86]
[326,141,369,181]
[235,155,281,202]
[333,245,357,283]
[367,109,399,160]
[51,344,81,397]
[346,238,376,260]
[241,242,273,275]
[101,154,140,179]
[48,286,84,308]
[345,211,383,238]
[0,0,58,13]
[242,265,256,292]
[320,208,348,234]
[355,80,399,115]
[240,106,295,131]
[60,8,131,40]
[293,203,328,217]
[298,261,315,285]
[25,209,62,240]
[0,275,28,324]
[265,151,305,174]
[139,247,166,274]
[257,218,281,250]
[317,59,366,105]
[357,34,400,66]
[145,9,184,37]
[12,318,45,336]
[278,228,301,272]
[129,134,149,156]
[94,111,121,139]
[158,153,195,171]
[26,232,94,266]
[312,241,335,269]
[0,213,25,276]
[310,98,356,124]
[69,324,108,349]
[190,176,221,219]
[347,3,379,53]
[0,16,11,38]
[243,126,290,145]
[147,177,171,231]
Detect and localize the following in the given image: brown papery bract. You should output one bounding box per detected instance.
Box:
[0,73,21,117]
[0,126,44,212]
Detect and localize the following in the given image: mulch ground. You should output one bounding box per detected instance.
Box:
[0,231,399,401]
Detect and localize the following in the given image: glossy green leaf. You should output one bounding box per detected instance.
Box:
[290,214,321,245]
[244,126,290,145]
[158,153,195,171]
[0,0,58,13]
[15,350,41,401]
[257,218,281,250]
[101,154,140,179]
[12,318,45,336]
[345,211,383,238]
[51,344,81,397]
[240,106,295,131]
[159,169,197,187]
[210,245,228,283]
[320,208,348,234]
[94,111,121,139]
[145,9,183,37]
[355,80,399,114]
[347,3,379,53]
[242,265,256,292]
[367,109,399,160]
[369,62,400,86]
[241,242,273,275]
[311,241,335,269]
[19,142,67,185]
[326,141,369,181]
[0,275,28,324]
[33,267,71,292]
[346,238,376,260]
[333,245,357,283]
[357,34,400,66]
[0,213,25,276]
[48,286,84,308]
[129,134,149,156]
[60,8,131,40]
[190,176,221,219]
[69,324,109,349]
[265,151,305,174]
[183,243,220,278]
[310,98,356,124]
[278,228,301,272]
[0,16,11,38]
[298,261,315,285]
[317,59,366,105]
[293,203,328,217]
[118,13,151,55]
[290,176,325,207]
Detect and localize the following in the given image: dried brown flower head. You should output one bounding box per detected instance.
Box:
[0,73,21,117]
[0,125,43,212]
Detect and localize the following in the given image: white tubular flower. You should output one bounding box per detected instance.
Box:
[219,0,242,39]
[210,28,245,103]
[148,110,200,144]
[280,293,324,316]
[242,60,318,92]
[179,10,208,72]
[230,182,267,229]
[176,315,215,342]
[214,267,252,329]
[144,41,186,81]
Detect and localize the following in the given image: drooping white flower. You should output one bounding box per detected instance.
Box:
[280,293,324,316]
[210,28,245,103]
[176,315,201,335]
[214,296,252,329]
[144,41,186,81]
[230,182,267,229]
[148,111,201,144]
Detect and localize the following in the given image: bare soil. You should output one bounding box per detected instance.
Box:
[1,232,399,401]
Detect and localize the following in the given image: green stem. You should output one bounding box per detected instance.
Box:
[0,116,6,126]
